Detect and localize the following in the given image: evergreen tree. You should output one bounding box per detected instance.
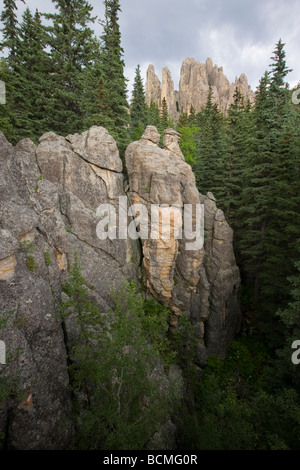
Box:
[176,111,189,128]
[0,0,22,64]
[269,39,293,96]
[238,41,299,334]
[43,0,98,135]
[193,86,226,199]
[0,57,18,140]
[99,0,129,156]
[176,109,199,166]
[0,0,21,142]
[176,124,199,165]
[160,96,170,130]
[222,90,255,228]
[11,8,52,142]
[146,99,161,131]
[275,241,300,389]
[129,64,148,140]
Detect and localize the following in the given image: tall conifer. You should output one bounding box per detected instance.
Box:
[43,0,98,135]
[99,0,129,156]
[130,64,147,140]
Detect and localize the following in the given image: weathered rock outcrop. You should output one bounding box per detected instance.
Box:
[145,57,254,121]
[0,127,139,449]
[126,126,241,364]
[0,125,241,449]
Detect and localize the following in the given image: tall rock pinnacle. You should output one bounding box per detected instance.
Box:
[145,57,255,121]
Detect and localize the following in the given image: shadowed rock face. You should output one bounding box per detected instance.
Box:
[126,126,241,365]
[145,57,255,121]
[0,125,241,449]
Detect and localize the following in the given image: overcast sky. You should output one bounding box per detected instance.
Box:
[9,0,300,97]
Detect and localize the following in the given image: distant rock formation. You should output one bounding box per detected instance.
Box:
[145,57,255,121]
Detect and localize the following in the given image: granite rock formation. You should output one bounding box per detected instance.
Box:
[0,125,241,449]
[145,57,255,121]
[126,126,241,364]
[0,127,139,449]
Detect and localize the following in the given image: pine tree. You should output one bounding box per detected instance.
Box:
[0,0,22,64]
[160,97,170,130]
[176,111,189,128]
[0,0,21,141]
[239,41,299,331]
[11,8,52,142]
[269,39,292,95]
[146,99,161,131]
[222,89,255,226]
[129,64,148,140]
[275,241,300,389]
[99,0,129,156]
[0,57,18,140]
[193,86,226,199]
[43,0,98,135]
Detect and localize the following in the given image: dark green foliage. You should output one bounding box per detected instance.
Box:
[0,57,18,140]
[44,251,52,267]
[0,0,131,151]
[59,256,176,450]
[147,100,161,129]
[176,124,199,165]
[0,0,20,62]
[0,309,22,449]
[176,337,300,450]
[130,64,148,140]
[11,8,52,142]
[43,0,98,136]
[176,39,300,450]
[237,41,299,325]
[160,97,169,130]
[26,254,36,272]
[274,243,300,389]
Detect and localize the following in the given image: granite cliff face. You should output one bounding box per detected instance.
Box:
[0,127,139,449]
[145,57,254,121]
[126,126,241,364]
[0,126,241,449]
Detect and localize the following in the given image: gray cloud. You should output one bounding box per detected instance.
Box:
[11,0,300,96]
